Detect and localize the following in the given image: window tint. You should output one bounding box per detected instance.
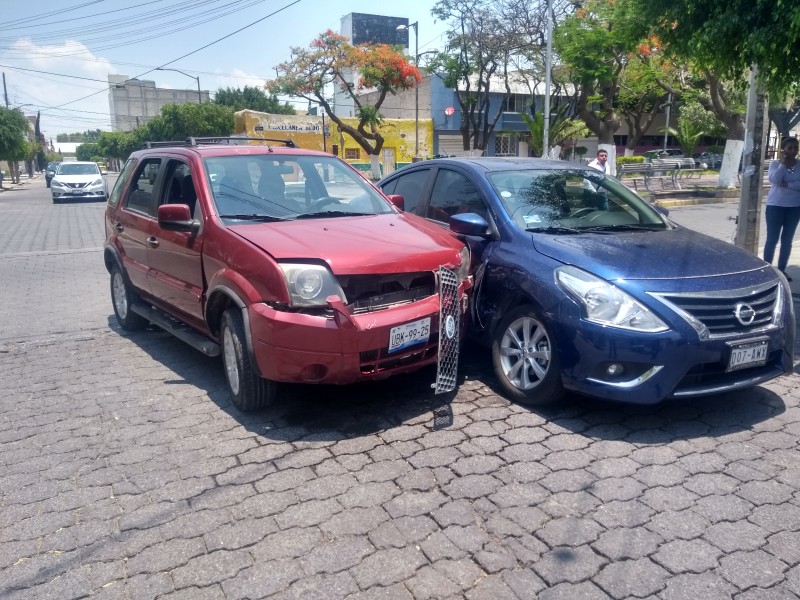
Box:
[385,169,429,214]
[161,160,199,218]
[107,159,136,207]
[123,158,162,216]
[427,169,488,222]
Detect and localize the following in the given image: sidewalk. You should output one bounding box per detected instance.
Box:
[0,172,41,192]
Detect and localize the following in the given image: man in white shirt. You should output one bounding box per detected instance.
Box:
[584,149,609,209]
[588,149,609,174]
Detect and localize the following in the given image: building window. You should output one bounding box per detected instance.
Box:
[495,134,516,157]
[502,94,530,114]
[345,148,360,160]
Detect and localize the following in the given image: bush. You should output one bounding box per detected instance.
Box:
[574,146,588,158]
[707,145,724,154]
[617,156,645,166]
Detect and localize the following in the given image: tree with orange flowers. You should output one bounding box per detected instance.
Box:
[267,30,420,179]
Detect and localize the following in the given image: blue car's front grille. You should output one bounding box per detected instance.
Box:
[656,281,780,337]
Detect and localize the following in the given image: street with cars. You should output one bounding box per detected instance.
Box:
[1,173,800,599]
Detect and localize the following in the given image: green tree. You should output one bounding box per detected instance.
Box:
[135,103,235,144]
[430,0,535,153]
[630,0,800,95]
[76,142,100,161]
[268,30,420,179]
[553,0,650,171]
[520,106,589,157]
[214,86,295,114]
[0,107,30,183]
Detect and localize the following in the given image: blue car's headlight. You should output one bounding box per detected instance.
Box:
[556,265,668,332]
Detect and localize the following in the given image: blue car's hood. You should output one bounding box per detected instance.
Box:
[532,226,766,280]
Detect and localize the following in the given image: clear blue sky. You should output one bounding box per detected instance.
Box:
[0,0,449,140]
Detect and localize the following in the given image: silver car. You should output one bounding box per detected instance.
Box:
[50,161,108,203]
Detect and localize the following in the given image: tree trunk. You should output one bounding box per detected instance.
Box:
[368,154,381,181]
[718,139,744,189]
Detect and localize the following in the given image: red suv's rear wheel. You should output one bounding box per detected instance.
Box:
[220,308,276,411]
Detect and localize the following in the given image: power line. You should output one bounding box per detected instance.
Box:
[52,0,302,110]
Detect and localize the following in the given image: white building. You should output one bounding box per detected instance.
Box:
[108,74,210,132]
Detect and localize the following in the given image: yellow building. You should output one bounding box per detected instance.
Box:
[234,110,433,176]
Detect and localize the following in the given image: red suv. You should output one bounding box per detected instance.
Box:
[104,138,470,411]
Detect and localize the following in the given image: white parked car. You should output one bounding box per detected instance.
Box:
[50,161,108,204]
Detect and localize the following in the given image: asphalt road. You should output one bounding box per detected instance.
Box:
[1,177,800,599]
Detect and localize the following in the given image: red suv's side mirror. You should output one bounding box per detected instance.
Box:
[385,194,405,211]
[158,204,199,235]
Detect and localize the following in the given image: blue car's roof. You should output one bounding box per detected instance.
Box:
[409,157,588,173]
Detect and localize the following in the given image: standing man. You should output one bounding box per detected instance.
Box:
[588,149,609,175]
[584,149,610,209]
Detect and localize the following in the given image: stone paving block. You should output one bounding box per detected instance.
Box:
[591,499,654,529]
[275,571,360,599]
[250,527,324,561]
[533,545,608,586]
[537,581,610,600]
[383,490,447,518]
[405,564,463,598]
[537,516,604,548]
[301,536,375,574]
[718,550,788,589]
[464,573,518,600]
[344,582,414,599]
[659,572,737,600]
[749,503,800,533]
[171,549,253,589]
[704,520,769,553]
[320,506,390,537]
[221,559,304,600]
[764,530,800,565]
[350,546,428,589]
[652,538,723,573]
[592,527,663,560]
[203,516,277,551]
[594,557,670,597]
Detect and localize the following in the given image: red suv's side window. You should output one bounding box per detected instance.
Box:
[124,158,162,216]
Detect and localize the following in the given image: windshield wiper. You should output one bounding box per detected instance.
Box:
[525,225,583,234]
[580,224,664,232]
[294,211,373,219]
[219,213,284,221]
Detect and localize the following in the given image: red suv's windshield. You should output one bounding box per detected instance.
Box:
[204,154,393,222]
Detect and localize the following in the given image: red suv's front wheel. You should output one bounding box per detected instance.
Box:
[220,308,276,411]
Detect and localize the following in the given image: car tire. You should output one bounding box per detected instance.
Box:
[110,265,148,331]
[491,305,564,405]
[220,308,276,411]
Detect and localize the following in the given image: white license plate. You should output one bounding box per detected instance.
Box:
[388,317,431,353]
[727,340,768,372]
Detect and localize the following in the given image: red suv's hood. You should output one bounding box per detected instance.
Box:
[228,213,462,274]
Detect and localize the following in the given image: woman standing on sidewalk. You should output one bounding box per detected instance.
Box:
[764,136,800,281]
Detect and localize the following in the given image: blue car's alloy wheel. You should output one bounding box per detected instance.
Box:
[492,306,564,405]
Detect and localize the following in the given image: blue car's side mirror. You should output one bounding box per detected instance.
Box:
[450,213,490,237]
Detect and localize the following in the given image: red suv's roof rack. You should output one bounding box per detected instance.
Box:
[143,137,296,149]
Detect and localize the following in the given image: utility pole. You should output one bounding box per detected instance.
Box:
[542,0,553,157]
[3,73,8,108]
[735,66,768,255]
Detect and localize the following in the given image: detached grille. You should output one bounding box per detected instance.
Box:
[435,267,460,394]
[341,272,436,313]
[655,281,780,337]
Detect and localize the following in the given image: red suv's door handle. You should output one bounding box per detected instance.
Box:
[147,236,159,248]
[114,223,124,232]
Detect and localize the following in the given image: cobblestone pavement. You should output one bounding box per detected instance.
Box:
[2,180,800,599]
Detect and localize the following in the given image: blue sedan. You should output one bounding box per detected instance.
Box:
[378,157,794,405]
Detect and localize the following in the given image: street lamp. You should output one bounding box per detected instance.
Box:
[156,67,202,104]
[397,21,420,161]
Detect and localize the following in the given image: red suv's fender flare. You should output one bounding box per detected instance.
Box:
[205,275,265,379]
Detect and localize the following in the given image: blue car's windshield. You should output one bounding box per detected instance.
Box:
[488,169,668,232]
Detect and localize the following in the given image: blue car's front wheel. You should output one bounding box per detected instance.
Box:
[492,306,564,405]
